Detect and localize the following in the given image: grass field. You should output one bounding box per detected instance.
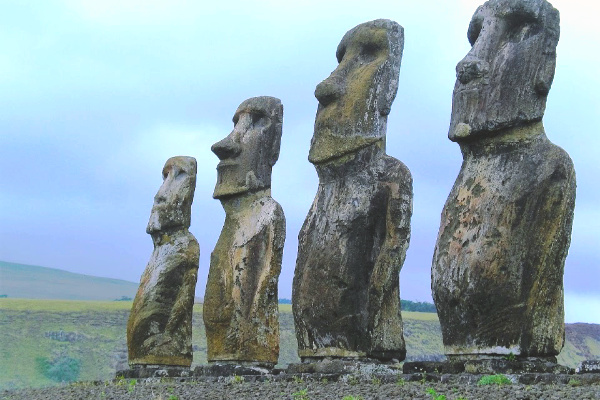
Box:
[0,298,597,391]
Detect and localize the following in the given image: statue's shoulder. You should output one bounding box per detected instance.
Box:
[378,154,412,184]
[233,195,285,247]
[251,195,284,222]
[536,136,576,185]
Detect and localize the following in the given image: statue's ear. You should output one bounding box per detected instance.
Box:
[534,53,556,96]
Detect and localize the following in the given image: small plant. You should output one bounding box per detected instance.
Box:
[342,396,363,400]
[115,375,126,386]
[231,374,245,384]
[321,377,329,384]
[396,376,406,386]
[426,388,447,400]
[292,388,309,400]
[477,374,512,386]
[420,372,427,384]
[568,378,582,387]
[167,395,179,400]
[371,376,381,385]
[127,379,137,393]
[504,352,517,361]
[293,375,304,384]
[347,375,359,385]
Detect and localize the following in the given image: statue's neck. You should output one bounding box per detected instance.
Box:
[314,141,384,182]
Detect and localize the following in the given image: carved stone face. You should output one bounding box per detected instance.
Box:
[309,19,403,164]
[449,0,559,141]
[212,96,283,199]
[147,156,197,233]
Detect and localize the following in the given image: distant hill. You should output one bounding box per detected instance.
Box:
[0,261,139,301]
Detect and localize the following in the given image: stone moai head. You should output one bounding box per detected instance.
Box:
[146,156,197,234]
[449,0,560,141]
[212,96,283,199]
[309,19,404,164]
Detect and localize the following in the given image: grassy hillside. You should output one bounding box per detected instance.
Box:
[0,261,138,301]
[1,299,597,391]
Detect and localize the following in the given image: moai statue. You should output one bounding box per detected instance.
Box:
[432,0,576,360]
[127,156,200,367]
[292,19,412,362]
[203,96,285,368]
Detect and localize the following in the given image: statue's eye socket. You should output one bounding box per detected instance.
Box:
[505,12,541,42]
[336,46,346,64]
[467,18,483,46]
[360,43,380,62]
[251,113,266,126]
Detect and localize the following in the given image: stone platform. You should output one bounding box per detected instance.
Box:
[116,359,600,386]
[403,358,573,375]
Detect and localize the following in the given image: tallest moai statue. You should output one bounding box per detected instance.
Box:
[432,0,576,360]
[293,19,413,362]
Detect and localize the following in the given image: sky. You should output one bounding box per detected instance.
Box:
[1,0,598,324]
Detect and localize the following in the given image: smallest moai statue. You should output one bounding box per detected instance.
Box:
[127,156,200,367]
[203,96,285,368]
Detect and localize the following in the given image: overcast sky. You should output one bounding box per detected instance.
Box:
[1,0,598,324]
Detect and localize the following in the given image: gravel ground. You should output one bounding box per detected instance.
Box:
[2,379,599,400]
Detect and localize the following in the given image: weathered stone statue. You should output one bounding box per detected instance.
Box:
[127,156,200,367]
[203,96,285,368]
[292,19,412,362]
[432,0,576,360]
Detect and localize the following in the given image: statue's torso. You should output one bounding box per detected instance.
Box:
[293,150,412,359]
[204,195,285,364]
[127,229,199,366]
[432,131,576,357]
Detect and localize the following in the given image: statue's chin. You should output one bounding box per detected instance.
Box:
[309,131,381,165]
[213,185,249,199]
[448,122,472,142]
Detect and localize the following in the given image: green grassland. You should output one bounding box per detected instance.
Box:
[0,261,139,301]
[1,299,597,391]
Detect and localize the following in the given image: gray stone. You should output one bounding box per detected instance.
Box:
[576,360,600,374]
[292,19,412,362]
[463,359,572,374]
[193,364,272,377]
[203,96,285,367]
[117,365,191,379]
[127,156,200,367]
[432,0,576,359]
[403,361,465,374]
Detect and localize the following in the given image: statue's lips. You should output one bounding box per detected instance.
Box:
[216,160,238,169]
[455,84,483,95]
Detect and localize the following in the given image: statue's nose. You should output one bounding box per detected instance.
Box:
[315,74,345,107]
[211,135,241,160]
[456,56,489,84]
